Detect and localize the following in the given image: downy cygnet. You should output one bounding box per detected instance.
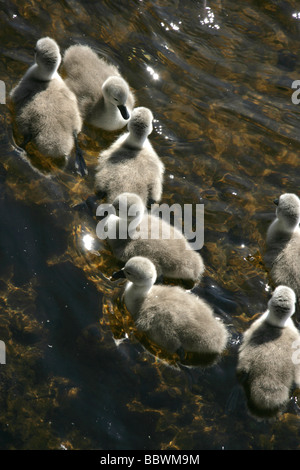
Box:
[94,107,164,206]
[112,256,228,360]
[10,37,87,176]
[237,285,300,418]
[265,193,300,302]
[63,44,135,130]
[97,192,205,283]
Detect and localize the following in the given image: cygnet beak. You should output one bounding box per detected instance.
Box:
[111,269,126,281]
[273,198,279,206]
[118,104,130,120]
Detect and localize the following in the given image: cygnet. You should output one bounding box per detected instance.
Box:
[10,37,87,176]
[112,256,228,360]
[265,193,300,300]
[62,44,135,130]
[237,285,300,417]
[94,107,164,206]
[97,192,204,283]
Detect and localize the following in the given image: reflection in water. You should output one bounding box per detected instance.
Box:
[199,6,220,30]
[160,21,182,32]
[82,233,95,252]
[146,65,160,81]
[0,0,300,451]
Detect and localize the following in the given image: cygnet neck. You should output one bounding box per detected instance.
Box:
[105,208,144,242]
[97,99,127,131]
[267,217,299,244]
[263,309,294,329]
[27,62,61,82]
[124,279,154,315]
[118,205,145,227]
[103,99,120,116]
[277,215,300,234]
[123,130,148,150]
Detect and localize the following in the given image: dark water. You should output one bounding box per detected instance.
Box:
[0,0,300,450]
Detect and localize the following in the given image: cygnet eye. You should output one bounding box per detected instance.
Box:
[113,97,119,102]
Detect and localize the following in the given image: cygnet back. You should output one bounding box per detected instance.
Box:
[95,108,164,205]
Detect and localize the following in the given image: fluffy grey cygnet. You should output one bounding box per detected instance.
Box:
[265,193,300,300]
[10,37,87,176]
[63,44,135,130]
[98,192,204,283]
[237,285,300,417]
[112,256,228,359]
[10,37,86,176]
[94,107,164,205]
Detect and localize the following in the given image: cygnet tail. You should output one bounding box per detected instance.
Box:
[209,320,229,354]
[187,318,228,356]
[250,377,289,412]
[34,131,72,159]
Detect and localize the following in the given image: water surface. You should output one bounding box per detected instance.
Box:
[0,0,300,450]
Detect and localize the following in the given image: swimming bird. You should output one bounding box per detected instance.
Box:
[97,192,204,283]
[112,256,228,360]
[94,107,164,206]
[62,44,135,130]
[10,37,87,176]
[236,285,300,418]
[265,193,300,302]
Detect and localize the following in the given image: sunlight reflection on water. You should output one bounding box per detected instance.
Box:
[0,0,300,451]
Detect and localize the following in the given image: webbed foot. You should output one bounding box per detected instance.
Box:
[75,146,88,177]
[73,131,88,177]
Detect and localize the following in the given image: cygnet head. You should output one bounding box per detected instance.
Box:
[121,256,157,287]
[266,285,296,327]
[127,107,153,143]
[102,76,130,119]
[34,37,61,78]
[274,193,300,232]
[112,192,145,223]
